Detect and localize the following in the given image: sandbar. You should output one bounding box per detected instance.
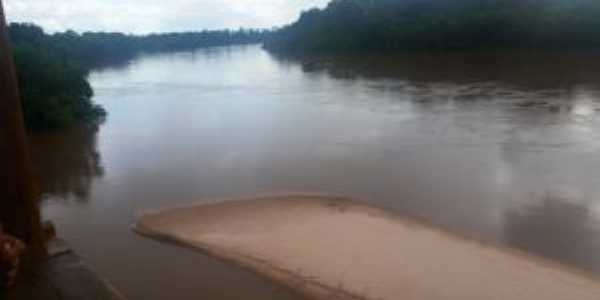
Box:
[134,194,600,300]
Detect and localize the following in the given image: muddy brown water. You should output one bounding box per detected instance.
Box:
[30,45,600,300]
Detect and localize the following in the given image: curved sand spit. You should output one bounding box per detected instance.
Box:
[134,194,600,300]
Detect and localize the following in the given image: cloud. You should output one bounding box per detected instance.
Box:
[4,0,329,33]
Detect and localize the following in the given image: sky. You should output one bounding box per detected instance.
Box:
[4,0,329,33]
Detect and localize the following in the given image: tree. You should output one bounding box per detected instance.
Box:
[264,0,600,53]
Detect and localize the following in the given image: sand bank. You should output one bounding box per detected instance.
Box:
[134,194,600,300]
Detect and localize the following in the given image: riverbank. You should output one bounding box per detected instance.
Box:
[40,46,600,299]
[135,194,600,300]
[2,239,126,300]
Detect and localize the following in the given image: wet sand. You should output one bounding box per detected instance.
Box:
[134,194,600,300]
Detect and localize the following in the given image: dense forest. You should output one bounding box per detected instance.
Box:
[13,24,268,67]
[9,24,105,130]
[264,0,600,53]
[9,23,268,129]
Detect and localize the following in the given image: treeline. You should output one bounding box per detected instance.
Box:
[11,23,270,67]
[9,24,105,130]
[9,23,269,129]
[264,0,600,53]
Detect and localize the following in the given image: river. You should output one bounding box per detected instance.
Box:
[30,45,600,299]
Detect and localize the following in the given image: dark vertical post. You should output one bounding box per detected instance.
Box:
[0,0,46,259]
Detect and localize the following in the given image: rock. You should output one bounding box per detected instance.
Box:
[47,238,72,258]
[0,224,26,289]
[43,220,57,242]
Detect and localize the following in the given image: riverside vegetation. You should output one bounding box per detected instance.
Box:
[13,0,600,129]
[8,23,268,130]
[264,0,600,53]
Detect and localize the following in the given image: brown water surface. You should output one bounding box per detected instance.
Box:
[30,45,600,299]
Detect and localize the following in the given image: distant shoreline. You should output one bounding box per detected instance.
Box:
[264,0,600,55]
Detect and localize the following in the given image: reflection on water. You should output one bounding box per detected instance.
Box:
[278,51,600,86]
[36,45,600,300]
[505,194,600,274]
[29,125,103,203]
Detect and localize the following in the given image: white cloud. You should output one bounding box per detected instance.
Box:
[4,0,329,33]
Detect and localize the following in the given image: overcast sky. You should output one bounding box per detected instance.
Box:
[4,0,329,33]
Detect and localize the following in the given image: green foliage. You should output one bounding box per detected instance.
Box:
[264,0,600,53]
[50,27,271,67]
[9,24,106,130]
[8,23,269,130]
